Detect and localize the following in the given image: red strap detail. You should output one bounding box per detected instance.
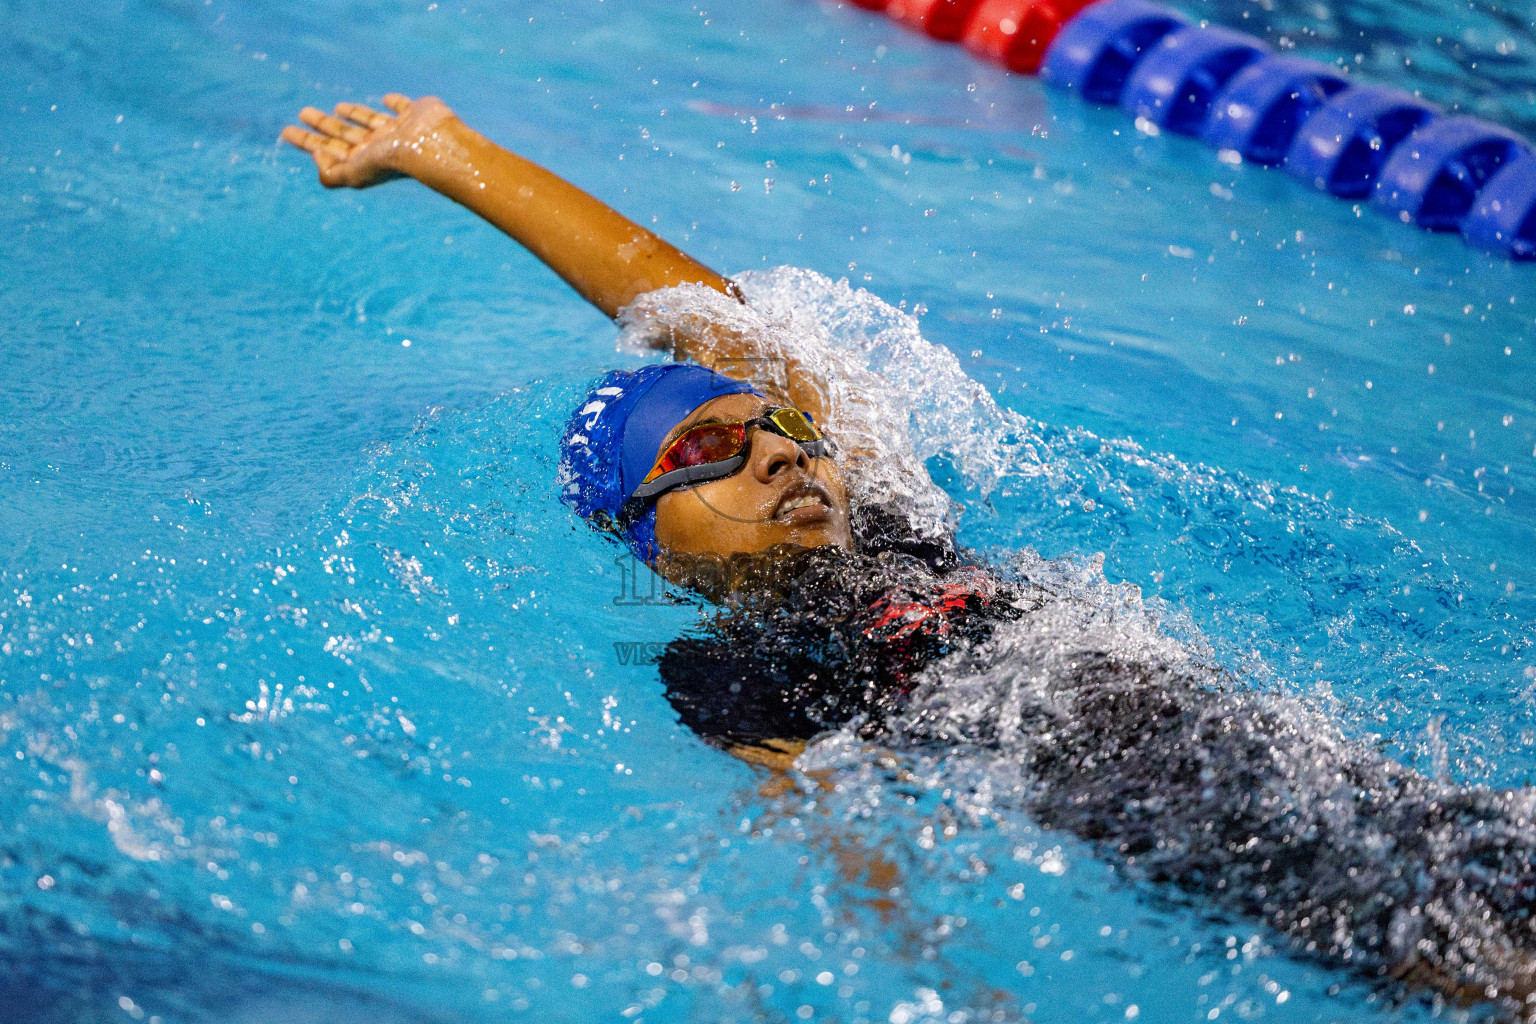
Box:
[861,572,996,645]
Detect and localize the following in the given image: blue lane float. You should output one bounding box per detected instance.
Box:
[1373,116,1531,231]
[1463,153,1536,258]
[1034,2,1536,258]
[1120,25,1268,134]
[1283,85,1439,198]
[857,0,1536,259]
[1038,0,1186,103]
[1201,55,1348,165]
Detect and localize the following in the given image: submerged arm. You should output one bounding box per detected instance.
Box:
[279,94,827,418]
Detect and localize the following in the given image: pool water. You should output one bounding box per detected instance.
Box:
[2,1,1534,1022]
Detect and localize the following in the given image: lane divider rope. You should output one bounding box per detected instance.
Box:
[841,0,1536,260]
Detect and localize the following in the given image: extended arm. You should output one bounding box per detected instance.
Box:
[281,94,731,318]
[280,95,829,420]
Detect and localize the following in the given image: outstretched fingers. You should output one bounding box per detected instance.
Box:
[280,125,348,158]
[334,101,392,131]
[279,125,346,181]
[298,106,368,145]
[281,92,432,190]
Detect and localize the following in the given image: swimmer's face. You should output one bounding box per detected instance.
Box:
[651,394,852,559]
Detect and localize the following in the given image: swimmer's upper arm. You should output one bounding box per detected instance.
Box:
[283,94,737,320]
[281,95,839,418]
[416,130,736,319]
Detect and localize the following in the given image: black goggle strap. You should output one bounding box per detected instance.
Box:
[787,436,831,461]
[626,452,747,504]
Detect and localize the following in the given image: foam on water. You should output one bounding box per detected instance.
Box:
[625,268,1534,747]
[1,257,1530,1022]
[623,268,1536,1008]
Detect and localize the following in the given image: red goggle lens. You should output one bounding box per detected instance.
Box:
[646,423,748,482]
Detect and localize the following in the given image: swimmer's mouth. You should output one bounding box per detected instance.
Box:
[774,483,835,523]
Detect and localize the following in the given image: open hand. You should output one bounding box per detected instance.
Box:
[280,93,455,188]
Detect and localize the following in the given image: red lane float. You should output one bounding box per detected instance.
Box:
[962,0,1098,74]
[886,0,983,40]
[844,0,1536,259]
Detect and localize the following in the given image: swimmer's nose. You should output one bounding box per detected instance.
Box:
[750,430,810,483]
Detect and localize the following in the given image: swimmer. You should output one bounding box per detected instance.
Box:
[282,94,1536,1014]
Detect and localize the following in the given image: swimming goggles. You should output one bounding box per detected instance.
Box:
[627,407,831,505]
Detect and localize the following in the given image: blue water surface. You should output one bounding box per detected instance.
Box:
[2,1,1534,1022]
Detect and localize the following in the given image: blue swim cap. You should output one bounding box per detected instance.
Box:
[559,364,760,562]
